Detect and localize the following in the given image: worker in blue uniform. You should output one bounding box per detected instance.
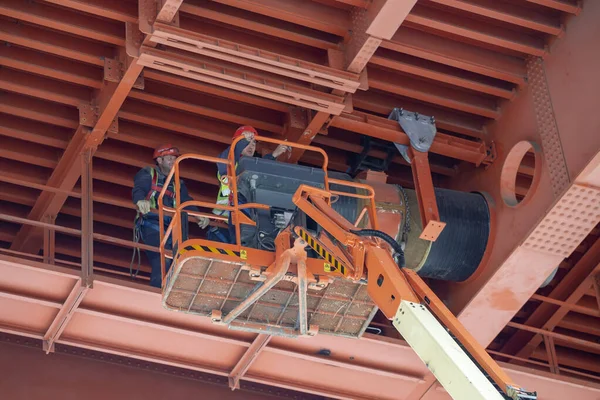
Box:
[132,144,210,288]
[207,126,290,244]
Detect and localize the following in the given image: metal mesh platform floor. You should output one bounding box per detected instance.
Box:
[162,255,378,338]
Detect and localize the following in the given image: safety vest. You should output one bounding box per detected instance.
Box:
[145,166,176,210]
[213,163,237,216]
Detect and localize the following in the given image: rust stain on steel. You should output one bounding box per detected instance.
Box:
[489,288,520,311]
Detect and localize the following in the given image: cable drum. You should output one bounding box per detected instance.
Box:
[328,171,362,225]
[416,189,490,282]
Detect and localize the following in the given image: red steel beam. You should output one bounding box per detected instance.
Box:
[369,49,515,99]
[428,0,563,36]
[137,47,346,114]
[228,334,272,390]
[344,0,417,73]
[529,294,600,318]
[210,0,351,39]
[593,273,600,314]
[148,21,359,92]
[0,0,125,46]
[0,91,78,129]
[506,321,600,354]
[144,70,290,113]
[128,83,284,134]
[367,66,500,118]
[526,0,581,15]
[40,0,138,23]
[0,16,114,67]
[9,19,146,254]
[405,4,547,57]
[286,0,417,161]
[0,114,71,149]
[42,279,89,353]
[501,238,600,358]
[556,312,600,338]
[0,45,103,89]
[383,27,526,85]
[0,136,60,169]
[180,0,338,50]
[352,89,486,139]
[9,125,90,253]
[331,111,489,165]
[0,67,92,108]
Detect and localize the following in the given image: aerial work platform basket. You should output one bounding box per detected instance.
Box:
[156,137,379,338]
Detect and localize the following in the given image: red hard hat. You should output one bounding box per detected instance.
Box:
[153,144,180,159]
[233,125,258,139]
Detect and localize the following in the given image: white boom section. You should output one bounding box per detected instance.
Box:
[393,300,504,400]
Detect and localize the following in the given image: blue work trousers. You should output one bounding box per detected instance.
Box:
[139,217,172,288]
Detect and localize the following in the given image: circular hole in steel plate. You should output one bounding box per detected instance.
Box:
[500,141,542,207]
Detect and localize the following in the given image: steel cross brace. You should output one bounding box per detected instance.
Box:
[228,333,272,390]
[43,279,89,353]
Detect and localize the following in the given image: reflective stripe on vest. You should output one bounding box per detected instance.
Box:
[213,163,237,216]
[146,167,176,209]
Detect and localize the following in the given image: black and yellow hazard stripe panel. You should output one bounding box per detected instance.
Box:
[178,244,246,259]
[295,227,348,276]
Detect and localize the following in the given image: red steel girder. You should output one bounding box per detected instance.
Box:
[428,0,563,36]
[369,49,515,99]
[0,91,78,129]
[144,69,289,112]
[137,47,346,114]
[331,111,488,165]
[593,273,600,314]
[148,21,360,92]
[352,89,486,139]
[42,279,89,353]
[0,45,103,89]
[10,20,146,254]
[0,0,125,46]
[383,27,527,85]
[367,66,500,118]
[0,67,92,108]
[210,0,351,39]
[130,79,284,134]
[172,13,327,64]
[180,0,338,50]
[529,294,600,318]
[40,0,138,23]
[286,0,417,160]
[501,237,600,358]
[0,114,70,149]
[9,125,90,253]
[526,0,581,15]
[344,0,417,73]
[0,136,61,169]
[0,18,113,67]
[405,3,547,57]
[228,334,272,390]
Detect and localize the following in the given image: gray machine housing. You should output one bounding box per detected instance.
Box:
[235,157,358,250]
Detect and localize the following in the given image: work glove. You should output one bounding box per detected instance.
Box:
[273,144,292,158]
[136,200,151,215]
[197,217,210,229]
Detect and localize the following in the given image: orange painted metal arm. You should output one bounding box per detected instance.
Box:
[409,149,446,241]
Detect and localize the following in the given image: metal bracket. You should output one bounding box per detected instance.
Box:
[104,58,121,83]
[388,108,437,162]
[104,58,145,90]
[78,104,118,134]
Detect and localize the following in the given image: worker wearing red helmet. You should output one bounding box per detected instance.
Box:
[132,144,209,288]
[207,126,290,243]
